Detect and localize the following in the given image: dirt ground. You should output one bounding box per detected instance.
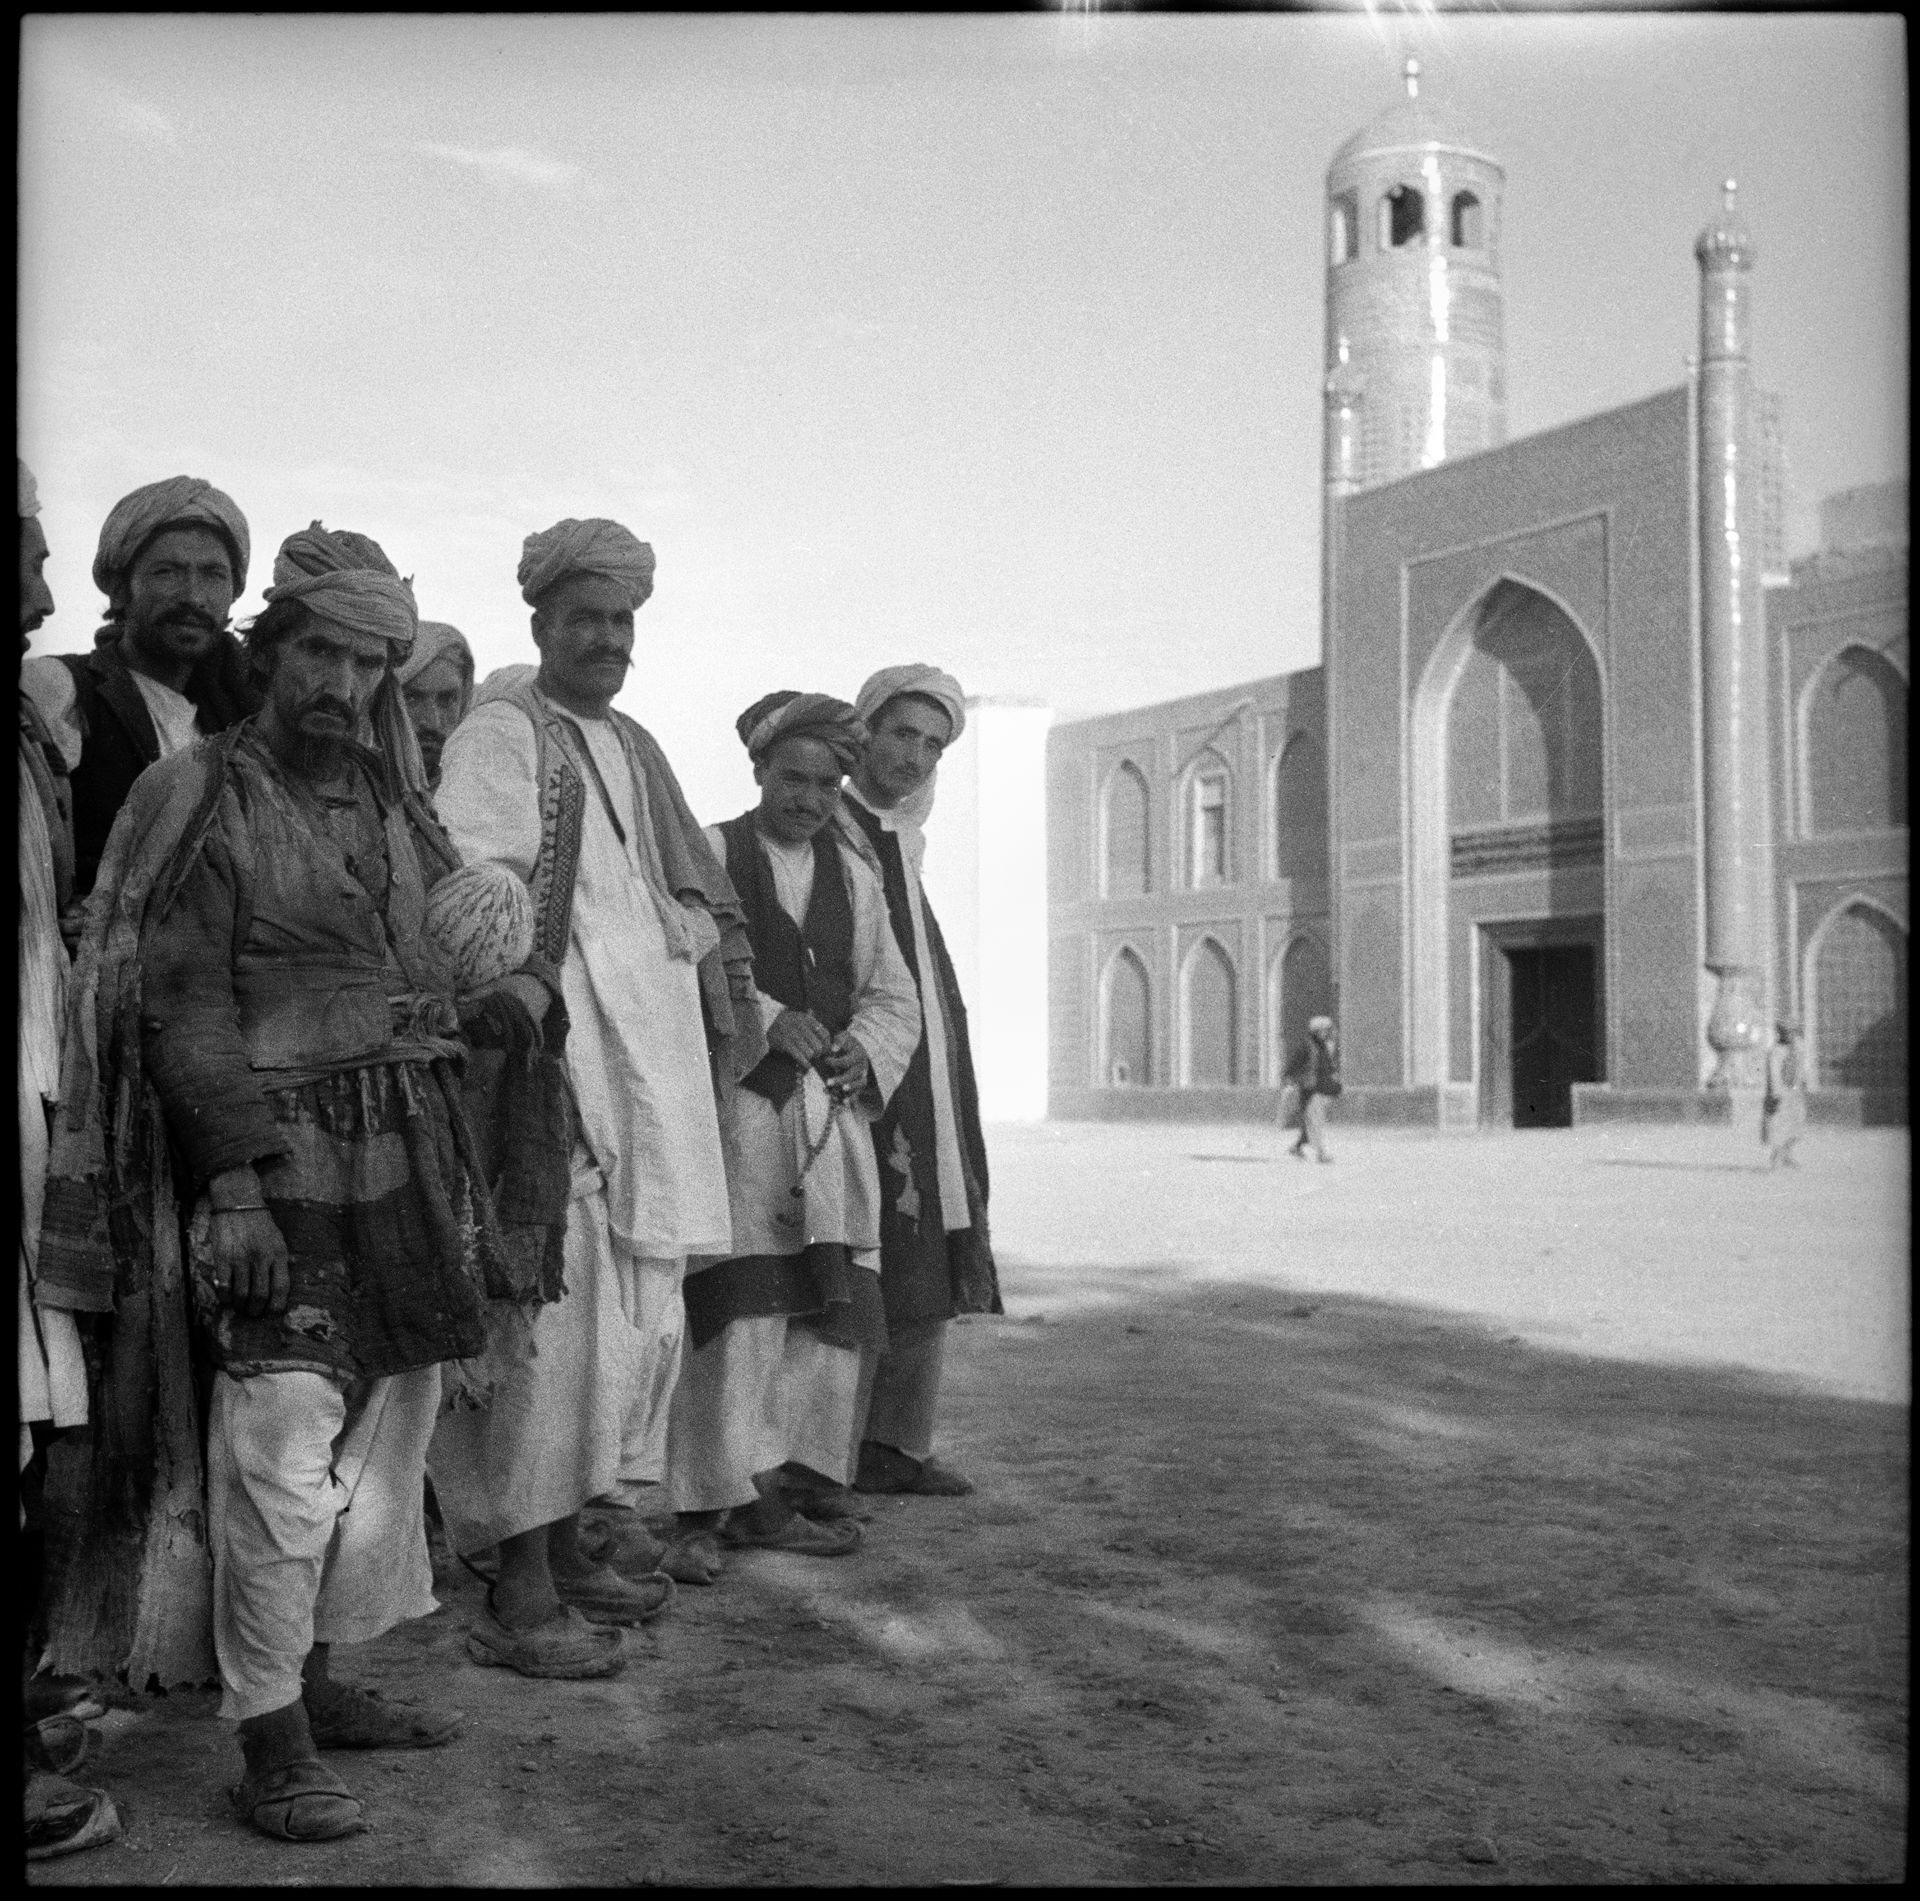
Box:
[29,1121,1909,1886]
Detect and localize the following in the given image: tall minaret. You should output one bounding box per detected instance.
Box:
[1695,180,1775,1088]
[1324,57,1506,490]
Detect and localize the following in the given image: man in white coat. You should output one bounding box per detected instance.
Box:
[663,693,921,1577]
[427,518,764,1677]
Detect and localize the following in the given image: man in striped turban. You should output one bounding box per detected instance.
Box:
[835,664,1001,1499]
[21,475,257,908]
[34,521,541,1841]
[661,691,921,1573]
[397,620,476,790]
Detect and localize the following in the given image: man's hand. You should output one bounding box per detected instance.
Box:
[819,1032,871,1101]
[767,1008,831,1068]
[207,1167,290,1318]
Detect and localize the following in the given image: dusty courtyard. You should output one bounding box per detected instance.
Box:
[30,1119,1909,1886]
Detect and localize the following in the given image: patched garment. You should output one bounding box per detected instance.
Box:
[140,729,498,1383]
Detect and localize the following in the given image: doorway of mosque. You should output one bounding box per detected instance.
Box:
[1478,919,1604,1127]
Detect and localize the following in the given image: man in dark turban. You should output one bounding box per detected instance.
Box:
[21,475,257,909]
[661,689,920,1573]
[397,620,476,790]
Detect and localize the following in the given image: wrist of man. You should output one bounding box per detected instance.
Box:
[207,1165,270,1213]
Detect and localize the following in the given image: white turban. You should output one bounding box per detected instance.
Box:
[18,459,40,519]
[854,664,967,745]
[398,619,475,695]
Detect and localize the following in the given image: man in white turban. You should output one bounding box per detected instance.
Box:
[835,665,1001,1499]
[21,475,256,910]
[427,518,764,1675]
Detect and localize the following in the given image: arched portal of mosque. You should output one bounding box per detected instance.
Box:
[1410,577,1608,1126]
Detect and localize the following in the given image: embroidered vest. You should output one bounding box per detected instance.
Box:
[719,812,856,1107]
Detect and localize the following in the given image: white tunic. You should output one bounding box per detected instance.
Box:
[695,821,922,1267]
[22,654,200,767]
[434,696,731,1259]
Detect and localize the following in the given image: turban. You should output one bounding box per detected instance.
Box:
[272,520,402,588]
[1308,1016,1334,1034]
[262,568,419,650]
[518,518,655,609]
[853,663,967,746]
[92,476,250,613]
[736,690,868,775]
[398,619,475,693]
[18,459,40,519]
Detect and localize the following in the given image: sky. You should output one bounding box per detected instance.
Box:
[18,9,1908,820]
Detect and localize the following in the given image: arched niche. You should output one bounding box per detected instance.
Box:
[1100,945,1152,1088]
[1269,932,1330,1084]
[1407,575,1607,1086]
[1800,645,1908,836]
[1807,897,1908,1093]
[1271,730,1327,881]
[1099,759,1151,897]
[1181,937,1238,1086]
[1183,749,1233,890]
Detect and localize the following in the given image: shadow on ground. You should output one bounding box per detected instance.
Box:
[31,1262,1909,1888]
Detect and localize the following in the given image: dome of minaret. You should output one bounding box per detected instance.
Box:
[1330,58,1499,172]
[1695,179,1757,271]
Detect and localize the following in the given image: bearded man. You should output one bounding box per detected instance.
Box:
[397,619,475,790]
[427,519,763,1674]
[21,475,256,908]
[34,559,532,1843]
[663,692,921,1576]
[838,665,1001,1498]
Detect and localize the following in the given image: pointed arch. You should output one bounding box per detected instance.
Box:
[1407,574,1607,1085]
[1182,747,1234,890]
[1099,758,1151,897]
[1268,932,1330,1085]
[1180,936,1239,1086]
[1800,644,1908,836]
[1805,895,1908,1093]
[1099,944,1152,1088]
[1271,729,1327,880]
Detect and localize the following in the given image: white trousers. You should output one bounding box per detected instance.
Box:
[665,1315,866,1514]
[207,1365,441,1723]
[429,1182,685,1551]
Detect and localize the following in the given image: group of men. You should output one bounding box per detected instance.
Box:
[18,465,999,1847]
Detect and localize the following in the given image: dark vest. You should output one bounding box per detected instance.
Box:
[720,813,856,1108]
[58,634,256,901]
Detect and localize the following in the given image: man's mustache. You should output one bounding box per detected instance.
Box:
[158,605,221,632]
[298,697,355,726]
[586,647,631,666]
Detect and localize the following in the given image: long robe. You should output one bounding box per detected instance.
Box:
[666,821,921,1508]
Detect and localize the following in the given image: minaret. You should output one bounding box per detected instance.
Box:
[1695,180,1775,1088]
[1324,58,1506,490]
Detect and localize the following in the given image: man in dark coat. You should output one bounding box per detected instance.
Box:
[20,475,257,915]
[836,664,1000,1498]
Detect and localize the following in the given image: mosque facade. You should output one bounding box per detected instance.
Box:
[1045,64,1908,1128]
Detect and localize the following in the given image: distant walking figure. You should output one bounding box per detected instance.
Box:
[1288,1016,1341,1164]
[1762,1017,1807,1170]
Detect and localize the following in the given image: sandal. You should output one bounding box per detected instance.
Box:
[24,1712,95,1776]
[659,1529,725,1586]
[721,1509,862,1557]
[465,1596,626,1679]
[228,1757,365,1843]
[578,1510,668,1577]
[25,1771,123,1860]
[305,1681,461,1751]
[23,1673,108,1725]
[554,1565,676,1627]
[854,1442,975,1497]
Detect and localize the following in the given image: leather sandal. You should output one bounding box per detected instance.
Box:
[554,1565,675,1627]
[228,1758,365,1843]
[305,1681,461,1751]
[660,1529,726,1585]
[854,1441,976,1496]
[465,1594,626,1678]
[25,1772,123,1860]
[720,1509,862,1556]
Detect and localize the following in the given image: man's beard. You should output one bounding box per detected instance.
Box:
[288,729,350,780]
[127,605,223,666]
